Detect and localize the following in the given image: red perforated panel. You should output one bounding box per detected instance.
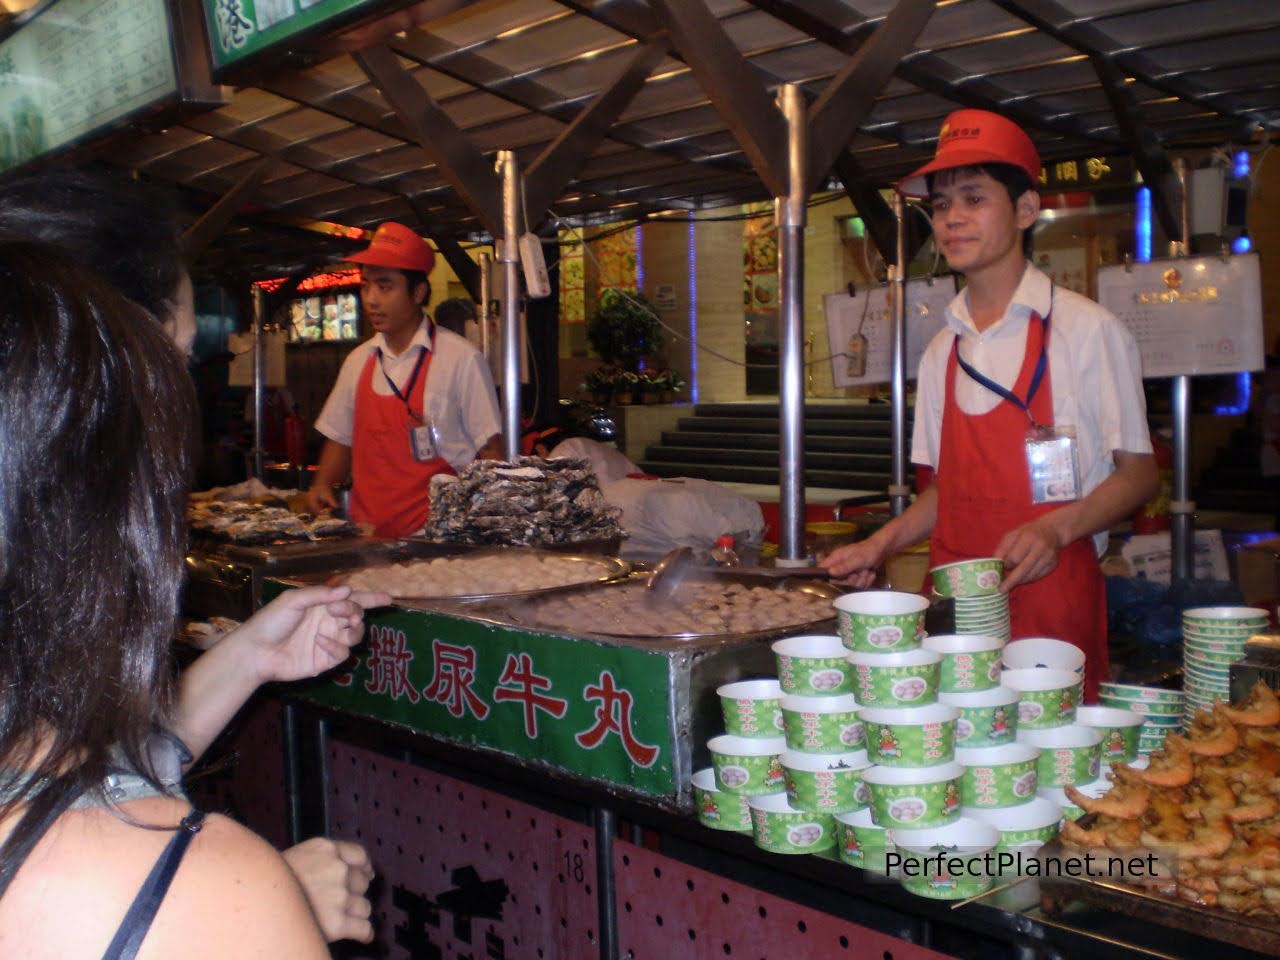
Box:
[614,840,956,960]
[327,740,600,959]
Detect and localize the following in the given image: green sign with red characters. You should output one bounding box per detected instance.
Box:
[291,600,678,798]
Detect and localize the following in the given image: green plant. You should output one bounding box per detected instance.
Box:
[586,289,664,371]
[580,366,618,395]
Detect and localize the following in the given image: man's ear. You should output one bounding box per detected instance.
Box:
[412,281,430,307]
[1015,189,1041,231]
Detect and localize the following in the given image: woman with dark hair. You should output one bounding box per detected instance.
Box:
[0,240,340,956]
[0,168,385,944]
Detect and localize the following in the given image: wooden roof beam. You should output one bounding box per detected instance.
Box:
[182,156,277,259]
[356,44,503,236]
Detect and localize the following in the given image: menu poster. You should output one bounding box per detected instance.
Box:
[823,277,956,387]
[1096,254,1264,379]
[205,0,382,71]
[0,0,178,172]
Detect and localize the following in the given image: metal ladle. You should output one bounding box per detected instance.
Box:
[646,546,694,605]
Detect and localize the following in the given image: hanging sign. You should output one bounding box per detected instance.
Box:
[823,277,956,387]
[0,0,179,172]
[1096,254,1264,378]
[203,0,394,73]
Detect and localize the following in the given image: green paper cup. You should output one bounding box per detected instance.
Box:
[1182,607,1268,635]
[862,762,964,828]
[1098,683,1183,704]
[693,767,752,832]
[782,749,872,813]
[1001,637,1085,676]
[923,634,1004,692]
[708,735,787,796]
[834,807,895,873]
[717,679,785,738]
[965,795,1061,857]
[930,558,1003,598]
[1017,726,1102,787]
[834,591,930,652]
[890,818,1000,900]
[1037,786,1086,821]
[1100,696,1182,718]
[859,704,957,767]
[956,743,1040,808]
[747,793,836,854]
[1001,668,1082,729]
[848,648,941,706]
[772,635,854,696]
[940,687,1020,747]
[1075,706,1143,763]
[781,694,863,753]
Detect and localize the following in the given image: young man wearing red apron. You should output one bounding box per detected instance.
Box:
[825,111,1157,701]
[309,223,502,537]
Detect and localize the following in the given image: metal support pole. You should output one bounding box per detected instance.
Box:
[478,252,493,367]
[1170,157,1195,581]
[593,806,619,960]
[776,83,808,565]
[889,193,910,518]
[251,285,267,481]
[281,702,303,846]
[498,151,522,461]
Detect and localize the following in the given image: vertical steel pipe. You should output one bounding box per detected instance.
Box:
[776,84,808,564]
[593,806,618,960]
[479,251,493,366]
[889,193,909,518]
[252,285,267,481]
[498,151,522,461]
[1170,157,1194,581]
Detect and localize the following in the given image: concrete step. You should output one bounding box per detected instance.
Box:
[643,445,891,472]
[637,460,886,490]
[677,416,903,437]
[659,432,894,454]
[692,401,898,420]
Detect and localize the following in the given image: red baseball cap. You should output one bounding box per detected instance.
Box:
[347,221,436,273]
[897,110,1041,199]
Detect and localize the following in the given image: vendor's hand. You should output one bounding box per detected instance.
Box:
[995,518,1063,592]
[307,485,338,514]
[230,584,391,684]
[283,837,375,944]
[822,537,887,588]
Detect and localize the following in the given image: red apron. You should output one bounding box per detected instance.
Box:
[350,346,455,539]
[929,311,1108,702]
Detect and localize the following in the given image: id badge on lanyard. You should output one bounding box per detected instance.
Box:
[956,290,1080,503]
[1025,424,1081,504]
[409,419,442,462]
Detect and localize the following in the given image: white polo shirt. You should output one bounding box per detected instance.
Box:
[315,318,502,470]
[911,264,1152,553]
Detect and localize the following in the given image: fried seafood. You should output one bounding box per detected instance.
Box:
[1061,683,1280,920]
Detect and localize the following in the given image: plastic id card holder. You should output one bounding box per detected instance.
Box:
[409,419,441,462]
[1026,425,1081,504]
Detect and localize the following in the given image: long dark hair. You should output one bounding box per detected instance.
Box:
[0,241,195,881]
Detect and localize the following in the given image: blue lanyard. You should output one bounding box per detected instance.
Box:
[376,344,428,420]
[954,290,1054,426]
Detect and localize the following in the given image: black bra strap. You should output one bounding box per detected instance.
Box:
[0,779,81,900]
[101,810,206,960]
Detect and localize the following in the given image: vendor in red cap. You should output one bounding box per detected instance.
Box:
[308,222,502,537]
[825,110,1157,700]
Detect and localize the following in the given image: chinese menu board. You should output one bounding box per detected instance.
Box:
[0,0,178,172]
[204,0,382,71]
[823,277,957,387]
[1096,254,1264,378]
[288,291,359,341]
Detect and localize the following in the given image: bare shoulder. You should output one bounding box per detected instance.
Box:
[143,811,330,960]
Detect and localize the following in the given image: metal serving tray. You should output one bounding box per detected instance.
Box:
[480,571,843,643]
[311,547,633,604]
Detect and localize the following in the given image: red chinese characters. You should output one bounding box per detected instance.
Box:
[493,652,569,738]
[363,625,420,703]
[575,670,659,768]
[422,639,490,720]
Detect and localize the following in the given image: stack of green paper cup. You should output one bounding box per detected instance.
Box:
[781,749,871,814]
[747,793,837,855]
[1017,725,1102,787]
[861,762,964,829]
[923,634,1005,693]
[954,593,1011,643]
[1001,668,1082,729]
[890,818,1000,901]
[1002,637,1085,676]
[693,768,752,832]
[930,558,1003,598]
[834,807,895,874]
[781,694,863,752]
[965,795,1062,858]
[708,735,787,796]
[1181,607,1268,720]
[860,704,958,767]
[1075,705,1143,764]
[717,679,785,738]
[1098,683,1184,756]
[940,686,1019,747]
[955,743,1040,808]
[772,635,854,696]
[848,648,942,707]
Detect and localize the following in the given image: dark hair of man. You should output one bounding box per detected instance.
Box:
[926,162,1038,259]
[399,269,431,307]
[0,168,186,318]
[0,241,196,881]
[434,297,476,336]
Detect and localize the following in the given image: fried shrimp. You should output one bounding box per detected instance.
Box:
[1141,737,1195,787]
[1221,683,1280,727]
[1184,707,1241,757]
[1065,779,1150,819]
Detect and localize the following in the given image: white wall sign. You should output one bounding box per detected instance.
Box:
[1096,254,1264,378]
[822,277,956,387]
[653,283,678,311]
